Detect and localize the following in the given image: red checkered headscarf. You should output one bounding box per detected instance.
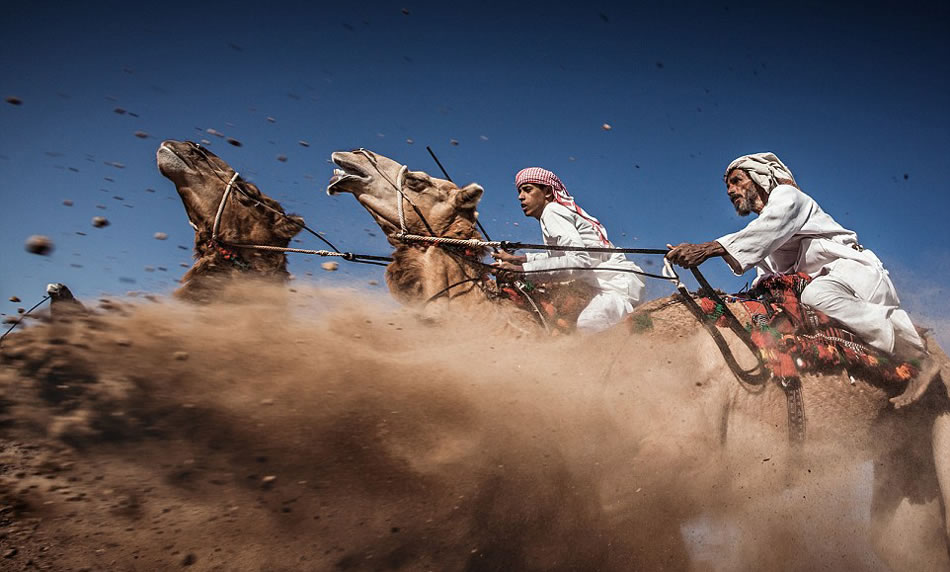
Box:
[515,167,610,245]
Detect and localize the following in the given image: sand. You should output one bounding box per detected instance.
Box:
[0,283,944,570]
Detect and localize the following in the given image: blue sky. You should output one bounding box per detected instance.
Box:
[2,1,948,328]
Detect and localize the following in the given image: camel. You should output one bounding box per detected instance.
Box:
[328,147,950,569]
[328,148,493,307]
[157,140,305,300]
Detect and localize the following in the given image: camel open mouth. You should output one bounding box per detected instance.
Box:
[156,142,196,176]
[327,153,371,195]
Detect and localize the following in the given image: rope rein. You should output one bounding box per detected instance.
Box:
[218,243,392,267]
[392,233,669,255]
[192,144,392,267]
[192,144,693,319]
[0,295,51,348]
[196,143,683,284]
[392,233,684,285]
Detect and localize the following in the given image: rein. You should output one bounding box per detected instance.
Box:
[0,295,51,348]
[671,265,805,444]
[339,149,495,303]
[678,267,770,385]
[190,142,392,267]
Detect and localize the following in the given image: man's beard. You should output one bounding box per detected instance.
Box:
[733,196,753,216]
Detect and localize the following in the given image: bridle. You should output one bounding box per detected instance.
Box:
[184,142,393,266]
[339,148,440,238]
[188,141,332,242]
[333,148,500,303]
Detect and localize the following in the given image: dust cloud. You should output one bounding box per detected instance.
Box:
[0,282,941,570]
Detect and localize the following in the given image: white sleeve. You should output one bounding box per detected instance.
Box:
[522,208,593,279]
[716,186,811,275]
[524,251,548,263]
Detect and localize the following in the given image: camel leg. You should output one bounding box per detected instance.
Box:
[868,412,950,571]
[934,411,950,559]
[924,333,950,558]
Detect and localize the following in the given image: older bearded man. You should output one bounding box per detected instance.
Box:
[666,152,940,408]
[491,167,645,333]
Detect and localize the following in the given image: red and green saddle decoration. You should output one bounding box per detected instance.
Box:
[500,279,597,334]
[697,273,918,384]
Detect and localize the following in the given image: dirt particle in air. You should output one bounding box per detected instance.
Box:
[24,235,54,255]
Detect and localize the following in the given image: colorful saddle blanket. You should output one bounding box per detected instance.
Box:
[500,279,597,334]
[698,273,918,383]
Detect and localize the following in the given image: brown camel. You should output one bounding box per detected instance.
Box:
[157,140,304,300]
[328,149,489,304]
[328,149,511,323]
[328,147,950,569]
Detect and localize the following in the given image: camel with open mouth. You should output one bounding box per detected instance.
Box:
[157,140,305,299]
[328,147,950,569]
[328,148,494,309]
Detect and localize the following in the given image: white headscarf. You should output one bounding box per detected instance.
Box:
[724,152,796,194]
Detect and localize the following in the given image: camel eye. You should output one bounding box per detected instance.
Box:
[405,174,430,192]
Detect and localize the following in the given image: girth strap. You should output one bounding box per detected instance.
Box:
[781,377,807,445]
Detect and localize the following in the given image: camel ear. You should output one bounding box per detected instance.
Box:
[239,181,262,198]
[455,183,484,211]
[275,214,305,239]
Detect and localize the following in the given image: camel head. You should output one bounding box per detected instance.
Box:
[327,149,484,243]
[156,140,305,299]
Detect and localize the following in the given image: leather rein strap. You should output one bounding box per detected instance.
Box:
[678,267,806,445]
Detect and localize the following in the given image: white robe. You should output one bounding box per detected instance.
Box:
[522,202,645,332]
[717,185,923,356]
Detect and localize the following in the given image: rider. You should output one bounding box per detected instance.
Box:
[491,167,645,332]
[665,152,940,407]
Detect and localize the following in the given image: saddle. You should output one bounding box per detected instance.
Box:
[696,273,919,384]
[499,278,598,334]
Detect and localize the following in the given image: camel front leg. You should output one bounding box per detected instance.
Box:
[934,411,950,559]
[868,411,950,571]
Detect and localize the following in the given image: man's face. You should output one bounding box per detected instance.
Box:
[518,183,550,219]
[725,169,764,216]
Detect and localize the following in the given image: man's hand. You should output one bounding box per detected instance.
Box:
[491,250,527,265]
[490,260,524,281]
[665,241,727,268]
[490,250,527,280]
